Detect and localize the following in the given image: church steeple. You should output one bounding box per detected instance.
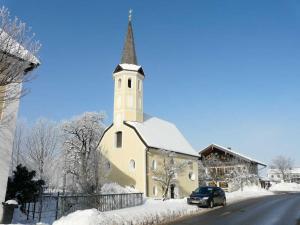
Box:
[113,10,144,124]
[121,9,138,65]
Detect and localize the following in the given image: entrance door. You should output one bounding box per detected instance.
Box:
[170,184,175,199]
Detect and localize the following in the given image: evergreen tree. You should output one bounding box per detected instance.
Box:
[5,164,45,204]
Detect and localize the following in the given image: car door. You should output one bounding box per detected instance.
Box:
[212,188,220,204]
[214,188,222,204]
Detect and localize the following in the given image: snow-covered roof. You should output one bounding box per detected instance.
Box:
[113,63,145,76]
[199,143,266,166]
[0,29,40,65]
[119,63,141,71]
[126,114,199,157]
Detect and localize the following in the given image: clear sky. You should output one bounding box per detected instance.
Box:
[2,0,300,166]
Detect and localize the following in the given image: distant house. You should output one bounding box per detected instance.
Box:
[199,144,267,191]
[268,168,300,184]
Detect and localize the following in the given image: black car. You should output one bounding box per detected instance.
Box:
[187,186,226,208]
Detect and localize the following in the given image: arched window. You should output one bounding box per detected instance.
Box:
[189,172,195,181]
[129,159,135,171]
[128,78,132,88]
[138,80,141,91]
[152,160,157,170]
[115,131,122,148]
[118,78,122,88]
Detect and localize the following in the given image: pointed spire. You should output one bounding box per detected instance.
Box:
[121,9,138,65]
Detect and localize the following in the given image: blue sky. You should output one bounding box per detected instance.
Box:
[2,0,300,166]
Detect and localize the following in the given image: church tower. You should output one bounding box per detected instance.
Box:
[113,11,145,126]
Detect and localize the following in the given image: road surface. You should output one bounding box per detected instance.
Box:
[166,193,300,225]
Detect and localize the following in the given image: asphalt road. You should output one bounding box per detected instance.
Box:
[166,193,300,225]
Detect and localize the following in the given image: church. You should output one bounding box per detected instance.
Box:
[99,13,199,198]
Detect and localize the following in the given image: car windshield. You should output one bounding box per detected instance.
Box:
[194,187,214,195]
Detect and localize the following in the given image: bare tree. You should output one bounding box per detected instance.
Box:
[61,112,108,193]
[10,119,28,173]
[0,6,40,110]
[151,149,187,200]
[271,155,293,181]
[25,119,59,184]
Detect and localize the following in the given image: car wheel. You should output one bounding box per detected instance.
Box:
[222,198,226,206]
[209,200,214,208]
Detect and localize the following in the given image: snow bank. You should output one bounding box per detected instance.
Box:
[100,183,138,194]
[53,186,275,225]
[11,186,275,225]
[226,186,273,203]
[53,198,199,225]
[269,182,300,192]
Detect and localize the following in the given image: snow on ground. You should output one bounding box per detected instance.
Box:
[100,183,138,194]
[4,185,281,225]
[269,182,300,192]
[226,186,274,204]
[53,198,199,225]
[53,186,273,225]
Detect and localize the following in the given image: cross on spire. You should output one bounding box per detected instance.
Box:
[129,9,132,21]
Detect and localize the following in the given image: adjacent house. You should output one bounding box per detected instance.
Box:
[99,15,199,198]
[268,168,300,184]
[199,144,266,191]
[0,30,40,221]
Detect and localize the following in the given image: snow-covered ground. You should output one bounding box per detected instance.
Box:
[226,186,274,204]
[4,183,300,225]
[53,198,199,225]
[269,182,300,192]
[52,186,273,225]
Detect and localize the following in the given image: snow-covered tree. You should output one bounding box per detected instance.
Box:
[61,112,108,193]
[10,119,28,173]
[25,119,59,183]
[151,149,187,200]
[0,6,40,109]
[271,155,293,181]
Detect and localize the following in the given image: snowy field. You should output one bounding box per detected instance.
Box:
[3,183,300,225]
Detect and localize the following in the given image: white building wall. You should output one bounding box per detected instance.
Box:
[0,83,21,221]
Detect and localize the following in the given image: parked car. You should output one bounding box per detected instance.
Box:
[187,186,226,208]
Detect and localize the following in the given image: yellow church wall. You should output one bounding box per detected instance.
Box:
[99,123,147,193]
[147,148,198,198]
[113,71,144,123]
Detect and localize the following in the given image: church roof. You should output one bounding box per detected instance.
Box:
[121,20,137,65]
[125,114,199,157]
[114,13,145,76]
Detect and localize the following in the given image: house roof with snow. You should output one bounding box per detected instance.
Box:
[124,114,199,157]
[0,29,40,67]
[199,143,266,166]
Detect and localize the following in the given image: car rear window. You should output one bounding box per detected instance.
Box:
[195,187,214,195]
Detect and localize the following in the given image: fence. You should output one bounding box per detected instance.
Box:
[24,192,143,223]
